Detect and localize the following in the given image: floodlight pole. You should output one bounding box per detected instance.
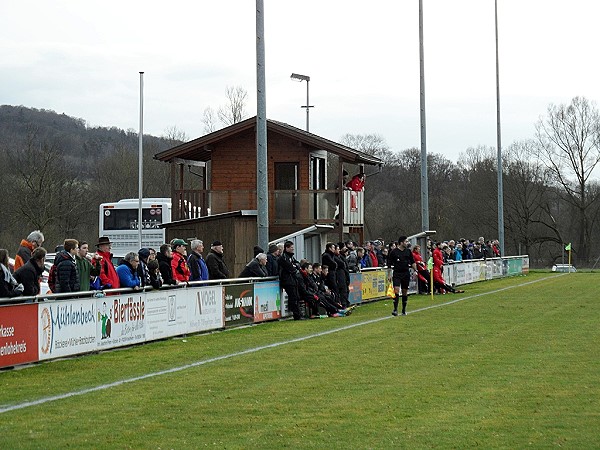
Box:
[495,0,505,257]
[256,0,269,251]
[290,73,313,132]
[138,71,144,251]
[419,0,430,262]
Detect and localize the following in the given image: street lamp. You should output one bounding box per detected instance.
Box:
[290,73,313,132]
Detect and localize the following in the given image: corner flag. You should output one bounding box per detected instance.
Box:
[565,243,571,251]
[427,257,433,270]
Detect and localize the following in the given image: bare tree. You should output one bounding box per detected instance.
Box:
[3,126,94,246]
[536,96,600,263]
[162,126,188,147]
[503,140,557,256]
[217,86,248,126]
[340,133,393,163]
[201,107,218,134]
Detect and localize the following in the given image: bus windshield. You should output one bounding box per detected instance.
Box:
[102,207,164,230]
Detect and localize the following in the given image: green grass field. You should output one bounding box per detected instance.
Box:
[1,272,599,449]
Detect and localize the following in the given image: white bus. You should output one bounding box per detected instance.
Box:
[99,198,172,255]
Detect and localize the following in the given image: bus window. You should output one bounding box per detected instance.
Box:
[102,208,163,230]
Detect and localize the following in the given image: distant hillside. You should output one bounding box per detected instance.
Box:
[0,105,182,253]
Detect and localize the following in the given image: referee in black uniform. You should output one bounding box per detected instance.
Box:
[387,236,417,316]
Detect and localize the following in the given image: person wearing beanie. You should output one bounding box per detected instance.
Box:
[137,248,152,287]
[266,244,280,276]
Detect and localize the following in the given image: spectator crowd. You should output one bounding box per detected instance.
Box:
[1,230,500,317]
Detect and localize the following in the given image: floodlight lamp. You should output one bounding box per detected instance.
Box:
[290,73,310,82]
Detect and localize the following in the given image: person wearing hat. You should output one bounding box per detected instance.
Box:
[137,248,152,288]
[170,239,190,283]
[205,240,229,280]
[266,244,280,277]
[96,236,120,290]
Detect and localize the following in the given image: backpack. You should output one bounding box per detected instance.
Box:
[47,264,58,292]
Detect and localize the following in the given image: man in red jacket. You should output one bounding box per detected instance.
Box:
[95,236,120,290]
[171,239,190,283]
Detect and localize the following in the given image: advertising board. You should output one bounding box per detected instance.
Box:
[0,303,38,368]
[38,298,97,360]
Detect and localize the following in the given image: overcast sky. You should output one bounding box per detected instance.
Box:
[1,0,598,162]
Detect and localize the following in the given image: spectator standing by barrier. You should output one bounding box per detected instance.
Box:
[266,244,280,277]
[137,248,152,287]
[473,242,484,259]
[374,240,386,266]
[387,236,416,316]
[188,240,209,281]
[206,241,229,280]
[54,239,80,293]
[171,239,190,283]
[345,240,359,272]
[157,244,176,285]
[454,243,463,262]
[335,243,350,308]
[357,246,370,269]
[116,252,141,289]
[239,253,268,278]
[14,247,46,297]
[96,236,120,290]
[321,242,339,298]
[147,259,163,288]
[433,242,444,275]
[278,240,303,320]
[14,230,44,271]
[411,244,430,294]
[76,241,101,291]
[0,249,23,298]
[492,239,501,257]
[366,241,379,268]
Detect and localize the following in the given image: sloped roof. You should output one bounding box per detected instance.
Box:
[154,117,383,166]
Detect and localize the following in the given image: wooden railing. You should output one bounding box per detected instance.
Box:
[173,189,364,226]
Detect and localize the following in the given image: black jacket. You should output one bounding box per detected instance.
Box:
[156,252,176,285]
[239,259,268,278]
[206,250,229,280]
[334,254,350,290]
[14,259,44,296]
[278,251,300,286]
[266,253,279,276]
[54,251,80,293]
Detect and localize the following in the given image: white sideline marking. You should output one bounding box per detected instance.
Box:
[0,274,560,414]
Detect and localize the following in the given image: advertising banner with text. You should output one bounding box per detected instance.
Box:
[253,281,281,322]
[38,298,97,360]
[348,273,362,304]
[96,294,146,350]
[361,270,387,301]
[145,289,188,341]
[0,303,38,368]
[185,286,224,334]
[224,284,254,326]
